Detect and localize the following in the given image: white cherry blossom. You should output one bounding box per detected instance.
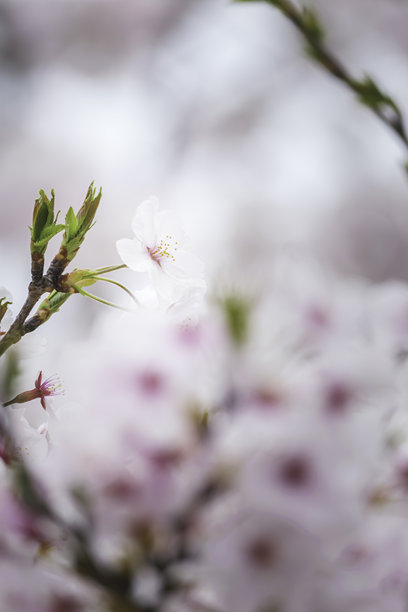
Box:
[116,196,206,305]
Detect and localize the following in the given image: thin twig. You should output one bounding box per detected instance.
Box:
[238,0,408,152]
[0,285,44,357]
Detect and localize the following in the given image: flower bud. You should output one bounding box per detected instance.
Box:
[60,182,102,264]
[30,189,64,257]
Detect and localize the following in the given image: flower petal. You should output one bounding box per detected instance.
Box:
[131,196,160,247]
[161,249,205,281]
[149,265,186,304]
[116,238,150,272]
[156,210,186,247]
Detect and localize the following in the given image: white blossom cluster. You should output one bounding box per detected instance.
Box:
[3,202,408,612]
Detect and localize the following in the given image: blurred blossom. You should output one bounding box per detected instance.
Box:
[16,332,47,359]
[3,254,408,610]
[3,0,408,610]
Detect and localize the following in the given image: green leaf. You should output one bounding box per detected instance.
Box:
[37,290,71,320]
[76,182,102,234]
[31,189,60,256]
[64,236,83,261]
[41,224,65,240]
[355,76,398,113]
[65,207,78,242]
[32,224,65,249]
[60,183,102,264]
[32,201,49,242]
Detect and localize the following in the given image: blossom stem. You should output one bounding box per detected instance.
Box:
[90,276,139,305]
[71,284,133,311]
[93,264,127,275]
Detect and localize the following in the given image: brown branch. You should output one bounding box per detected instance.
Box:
[0,284,44,358]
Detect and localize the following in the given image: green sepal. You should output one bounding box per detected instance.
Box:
[59,267,138,310]
[63,269,98,292]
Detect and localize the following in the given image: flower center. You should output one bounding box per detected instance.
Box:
[147,235,179,266]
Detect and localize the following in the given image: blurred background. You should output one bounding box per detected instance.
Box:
[1,0,408,345]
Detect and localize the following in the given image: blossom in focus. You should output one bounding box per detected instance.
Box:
[3,371,62,410]
[116,196,206,305]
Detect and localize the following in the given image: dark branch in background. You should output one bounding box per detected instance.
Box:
[0,411,142,611]
[13,461,144,612]
[1,412,224,612]
[236,0,408,157]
